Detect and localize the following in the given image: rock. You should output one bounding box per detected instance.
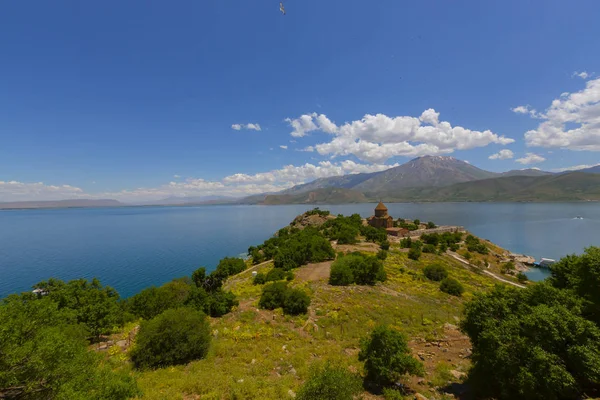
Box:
[251,359,256,364]
[281,345,287,351]
[288,389,296,398]
[417,352,425,361]
[444,323,458,331]
[237,379,244,383]
[417,378,425,385]
[414,394,429,400]
[450,370,466,380]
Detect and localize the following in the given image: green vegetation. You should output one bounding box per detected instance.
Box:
[465,234,489,254]
[253,272,267,285]
[377,249,388,260]
[516,271,528,283]
[258,282,310,315]
[305,207,331,217]
[329,252,386,286]
[322,214,362,244]
[440,277,464,296]
[408,246,421,261]
[423,263,448,281]
[359,325,424,387]
[501,261,515,274]
[296,363,362,400]
[461,247,600,400]
[362,225,388,243]
[269,227,335,270]
[131,308,211,370]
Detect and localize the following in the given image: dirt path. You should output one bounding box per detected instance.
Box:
[447,252,525,289]
[295,261,332,282]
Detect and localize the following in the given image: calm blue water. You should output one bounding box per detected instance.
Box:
[1,203,599,298]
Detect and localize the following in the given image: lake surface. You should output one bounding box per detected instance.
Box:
[1,203,599,298]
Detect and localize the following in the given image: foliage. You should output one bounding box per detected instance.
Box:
[131,308,211,370]
[408,246,421,261]
[516,272,529,283]
[213,257,246,280]
[296,363,362,400]
[422,244,437,254]
[465,235,489,255]
[283,289,311,315]
[258,282,310,315]
[400,237,412,249]
[413,219,420,226]
[33,277,122,340]
[461,282,600,400]
[253,272,266,285]
[0,295,139,399]
[359,325,424,387]
[362,225,388,243]
[449,243,460,252]
[329,253,386,286]
[323,214,362,244]
[266,268,287,282]
[440,278,464,296]
[423,263,448,281]
[248,246,266,264]
[377,250,389,260]
[501,261,515,274]
[382,387,405,399]
[427,221,436,229]
[271,227,335,270]
[305,207,330,217]
[126,279,191,320]
[380,240,391,251]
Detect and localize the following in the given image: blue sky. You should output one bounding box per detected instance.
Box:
[1,0,599,202]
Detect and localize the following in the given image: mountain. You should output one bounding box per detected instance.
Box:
[353,156,498,193]
[0,199,123,210]
[500,169,553,177]
[150,195,238,205]
[279,171,381,195]
[261,188,368,205]
[382,172,600,202]
[580,165,600,174]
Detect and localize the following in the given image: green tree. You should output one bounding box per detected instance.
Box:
[501,261,515,274]
[126,279,191,320]
[266,268,287,282]
[427,221,436,229]
[329,253,385,286]
[0,295,139,399]
[131,308,211,370]
[423,263,448,281]
[258,282,289,310]
[380,240,391,251]
[408,247,421,261]
[329,259,355,286]
[377,249,388,260]
[296,363,362,400]
[283,289,311,315]
[517,272,529,283]
[440,278,464,296]
[214,257,246,279]
[413,219,420,226]
[359,326,424,387]
[253,272,267,285]
[400,237,412,249]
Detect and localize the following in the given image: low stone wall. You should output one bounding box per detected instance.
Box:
[406,226,465,238]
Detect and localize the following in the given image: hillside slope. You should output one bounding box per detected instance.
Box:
[262,187,368,205]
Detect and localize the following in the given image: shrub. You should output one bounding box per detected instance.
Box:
[423,263,448,281]
[329,253,386,286]
[362,225,387,243]
[253,272,266,285]
[421,233,439,246]
[449,243,460,252]
[359,325,424,387]
[440,278,464,296]
[422,244,437,253]
[296,363,362,400]
[377,250,388,260]
[286,271,294,281]
[258,282,289,310]
[131,308,211,369]
[516,272,529,283]
[427,221,436,229]
[266,268,287,282]
[413,219,421,226]
[400,237,412,249]
[382,388,405,400]
[380,240,391,251]
[205,289,238,317]
[283,289,311,315]
[408,247,421,261]
[463,252,472,260]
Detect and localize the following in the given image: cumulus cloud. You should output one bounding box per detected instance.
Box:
[286,109,513,163]
[489,149,514,160]
[573,71,590,79]
[551,163,600,172]
[231,123,261,131]
[511,105,542,118]
[516,153,546,165]
[0,181,87,202]
[521,77,600,151]
[279,145,288,150]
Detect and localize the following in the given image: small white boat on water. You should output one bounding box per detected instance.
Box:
[537,258,556,268]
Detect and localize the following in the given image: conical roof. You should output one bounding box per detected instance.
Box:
[375,201,388,211]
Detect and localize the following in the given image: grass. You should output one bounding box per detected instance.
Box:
[105,239,505,399]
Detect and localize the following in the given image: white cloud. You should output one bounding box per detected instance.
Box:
[511,105,542,118]
[279,145,288,150]
[286,109,514,163]
[573,71,590,79]
[551,163,600,172]
[232,123,261,131]
[489,149,514,160]
[523,77,600,151]
[173,175,181,179]
[516,153,546,165]
[0,181,87,202]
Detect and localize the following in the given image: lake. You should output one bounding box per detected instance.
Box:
[1,203,599,298]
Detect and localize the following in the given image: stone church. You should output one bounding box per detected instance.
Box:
[367,202,394,229]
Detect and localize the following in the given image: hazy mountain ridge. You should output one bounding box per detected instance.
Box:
[0,199,123,210]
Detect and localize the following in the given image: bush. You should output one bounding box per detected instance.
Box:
[427,221,436,229]
[296,363,362,400]
[258,282,289,310]
[214,257,246,279]
[408,247,421,261]
[359,325,424,387]
[377,250,388,260]
[253,272,266,285]
[516,272,529,283]
[286,271,294,281]
[501,261,516,274]
[423,263,448,281]
[266,268,287,282]
[440,278,464,296]
[380,240,391,251]
[131,308,211,369]
[329,253,386,286]
[362,225,387,243]
[449,243,460,252]
[382,388,405,400]
[400,237,412,249]
[283,289,311,315]
[205,289,238,317]
[422,244,437,253]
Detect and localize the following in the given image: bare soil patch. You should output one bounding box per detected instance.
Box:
[295,261,332,282]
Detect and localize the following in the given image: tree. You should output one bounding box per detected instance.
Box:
[329,259,355,286]
[423,263,448,281]
[517,272,529,283]
[413,219,421,226]
[283,289,311,315]
[266,268,287,282]
[422,244,437,253]
[296,363,362,400]
[253,272,267,285]
[380,240,391,251]
[440,278,464,296]
[126,279,191,320]
[131,308,211,369]
[427,221,436,229]
[359,326,424,387]
[400,237,412,249]
[377,250,388,260]
[258,282,289,310]
[329,253,386,286]
[0,295,139,399]
[461,283,600,400]
[214,257,246,279]
[408,247,421,261]
[501,261,515,274]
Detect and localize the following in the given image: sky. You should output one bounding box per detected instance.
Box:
[1,0,599,202]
